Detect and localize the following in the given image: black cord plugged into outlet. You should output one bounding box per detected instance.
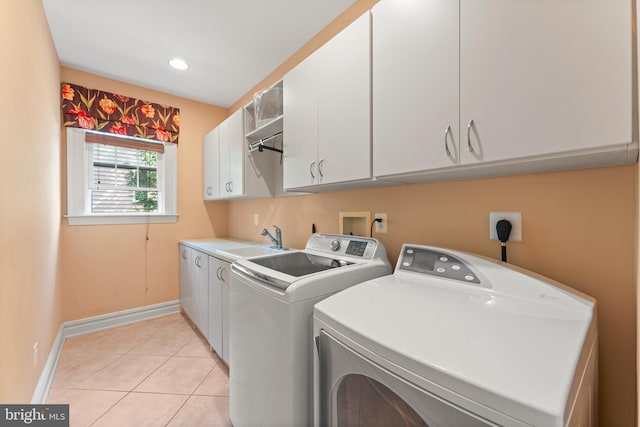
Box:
[370,217,383,237]
[496,219,512,262]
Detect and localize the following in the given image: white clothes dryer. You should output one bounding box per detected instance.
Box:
[229,234,392,427]
[314,244,597,427]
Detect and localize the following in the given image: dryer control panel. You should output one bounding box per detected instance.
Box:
[398,246,481,285]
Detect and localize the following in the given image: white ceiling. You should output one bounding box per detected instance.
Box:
[42,0,355,108]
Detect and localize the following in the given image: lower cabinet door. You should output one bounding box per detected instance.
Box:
[208,257,227,357]
[179,245,193,319]
[221,267,230,364]
[192,250,209,338]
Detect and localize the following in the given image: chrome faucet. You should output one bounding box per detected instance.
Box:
[261,225,283,249]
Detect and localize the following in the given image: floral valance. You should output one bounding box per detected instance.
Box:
[61,82,180,144]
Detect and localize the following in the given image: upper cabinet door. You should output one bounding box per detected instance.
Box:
[459,0,632,164]
[283,52,319,190]
[318,11,372,185]
[218,109,245,198]
[203,127,220,200]
[226,109,245,197]
[373,0,460,178]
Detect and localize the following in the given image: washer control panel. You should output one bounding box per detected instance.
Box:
[306,234,377,259]
[398,246,481,285]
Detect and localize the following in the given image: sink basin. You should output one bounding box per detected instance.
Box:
[218,246,284,259]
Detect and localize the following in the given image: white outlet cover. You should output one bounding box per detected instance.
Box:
[489,212,522,242]
[374,213,387,233]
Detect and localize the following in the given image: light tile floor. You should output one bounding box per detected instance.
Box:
[47,313,231,427]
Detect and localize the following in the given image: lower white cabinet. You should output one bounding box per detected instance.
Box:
[179,245,193,320]
[180,243,231,364]
[208,257,230,363]
[179,245,209,338]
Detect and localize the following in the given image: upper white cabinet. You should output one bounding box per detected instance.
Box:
[460,0,631,165]
[203,108,274,200]
[283,12,372,191]
[373,0,635,181]
[203,127,220,200]
[219,109,245,197]
[283,52,319,189]
[373,0,460,176]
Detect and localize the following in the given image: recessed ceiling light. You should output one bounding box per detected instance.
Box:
[169,58,189,70]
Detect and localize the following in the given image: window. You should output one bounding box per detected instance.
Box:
[90,143,160,213]
[66,127,177,225]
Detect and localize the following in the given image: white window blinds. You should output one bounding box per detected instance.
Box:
[86,133,163,214]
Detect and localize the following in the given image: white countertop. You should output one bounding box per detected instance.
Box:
[179,238,282,262]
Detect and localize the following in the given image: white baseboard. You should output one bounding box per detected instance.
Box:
[64,300,180,337]
[31,300,180,403]
[31,324,64,404]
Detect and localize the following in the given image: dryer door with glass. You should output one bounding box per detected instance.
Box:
[317,330,496,427]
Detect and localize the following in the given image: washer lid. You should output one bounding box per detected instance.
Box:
[314,270,595,425]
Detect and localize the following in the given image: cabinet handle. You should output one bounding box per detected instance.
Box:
[318,159,324,177]
[220,267,226,282]
[216,266,221,281]
[466,119,475,153]
[309,161,316,179]
[195,256,202,268]
[444,125,452,157]
[229,181,233,192]
[181,249,187,259]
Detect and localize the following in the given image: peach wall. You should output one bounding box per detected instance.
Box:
[0,0,63,402]
[59,68,229,321]
[227,0,637,425]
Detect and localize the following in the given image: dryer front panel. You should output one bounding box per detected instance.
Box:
[317,330,497,427]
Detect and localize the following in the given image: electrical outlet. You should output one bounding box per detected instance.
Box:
[489,212,522,242]
[33,342,38,369]
[374,213,387,234]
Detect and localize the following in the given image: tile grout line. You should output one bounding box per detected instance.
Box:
[87,391,130,427]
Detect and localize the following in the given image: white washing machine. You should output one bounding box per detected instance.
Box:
[229,233,392,427]
[314,244,597,427]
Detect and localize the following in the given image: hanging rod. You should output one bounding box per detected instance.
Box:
[248,131,283,154]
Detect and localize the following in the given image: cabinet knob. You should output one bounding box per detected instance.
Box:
[467,119,475,153]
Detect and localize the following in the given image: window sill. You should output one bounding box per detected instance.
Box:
[65,213,178,226]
